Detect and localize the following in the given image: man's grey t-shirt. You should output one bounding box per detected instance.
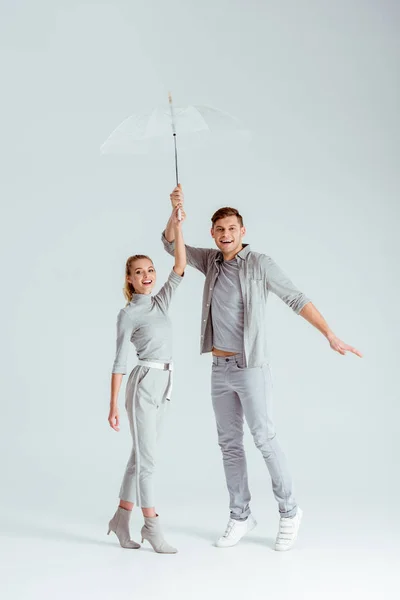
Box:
[161,232,311,368]
[211,258,244,353]
[112,269,183,374]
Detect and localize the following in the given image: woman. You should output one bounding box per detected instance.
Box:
[107,202,186,554]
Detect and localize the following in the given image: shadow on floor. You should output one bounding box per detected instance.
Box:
[1,519,122,549]
[1,517,275,551]
[244,534,275,549]
[169,523,275,549]
[168,523,216,543]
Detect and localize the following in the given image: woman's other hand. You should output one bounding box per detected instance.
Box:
[108,405,120,431]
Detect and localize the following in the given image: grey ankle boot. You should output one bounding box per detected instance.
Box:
[107,507,141,549]
[141,515,178,554]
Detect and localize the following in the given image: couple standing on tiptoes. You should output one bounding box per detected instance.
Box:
[107,184,362,555]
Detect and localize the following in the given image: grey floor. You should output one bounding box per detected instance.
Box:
[2,500,397,600]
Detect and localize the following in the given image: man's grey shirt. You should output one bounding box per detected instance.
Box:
[211,257,245,354]
[161,232,311,368]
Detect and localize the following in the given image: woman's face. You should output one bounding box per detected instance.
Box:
[127,258,156,295]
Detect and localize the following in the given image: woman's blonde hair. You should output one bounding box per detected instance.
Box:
[123,254,153,304]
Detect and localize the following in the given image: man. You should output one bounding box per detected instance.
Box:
[162,185,362,551]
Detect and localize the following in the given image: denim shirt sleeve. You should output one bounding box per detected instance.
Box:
[153,268,183,313]
[161,230,213,275]
[262,255,311,314]
[112,309,134,374]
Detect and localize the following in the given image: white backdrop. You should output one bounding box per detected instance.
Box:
[1,1,399,599]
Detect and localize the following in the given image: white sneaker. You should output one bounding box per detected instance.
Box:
[215,514,257,548]
[275,507,303,551]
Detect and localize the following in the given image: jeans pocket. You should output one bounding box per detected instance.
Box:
[235,357,251,370]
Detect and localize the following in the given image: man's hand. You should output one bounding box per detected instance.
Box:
[327,333,363,357]
[170,184,184,209]
[299,303,363,358]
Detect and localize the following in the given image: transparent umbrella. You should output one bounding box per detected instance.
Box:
[100,95,251,187]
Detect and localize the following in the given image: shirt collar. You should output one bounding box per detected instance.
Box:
[130,293,152,305]
[215,243,251,263]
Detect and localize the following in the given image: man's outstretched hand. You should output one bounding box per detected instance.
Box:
[299,303,362,358]
[327,333,363,357]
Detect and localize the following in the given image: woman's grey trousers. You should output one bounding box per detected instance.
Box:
[119,363,171,507]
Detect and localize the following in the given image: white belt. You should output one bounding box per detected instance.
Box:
[137,359,174,400]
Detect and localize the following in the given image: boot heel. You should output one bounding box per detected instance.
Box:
[141,538,144,543]
[107,529,111,535]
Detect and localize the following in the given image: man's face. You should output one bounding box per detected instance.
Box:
[211,216,246,258]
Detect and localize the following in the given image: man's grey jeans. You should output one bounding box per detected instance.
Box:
[211,354,297,520]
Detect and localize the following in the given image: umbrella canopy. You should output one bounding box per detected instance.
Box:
[100,104,251,155]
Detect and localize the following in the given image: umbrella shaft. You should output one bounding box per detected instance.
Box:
[173,134,179,186]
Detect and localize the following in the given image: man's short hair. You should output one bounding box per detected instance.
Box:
[211,207,244,228]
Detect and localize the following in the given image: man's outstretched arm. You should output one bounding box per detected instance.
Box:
[263,255,362,358]
[299,302,362,357]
